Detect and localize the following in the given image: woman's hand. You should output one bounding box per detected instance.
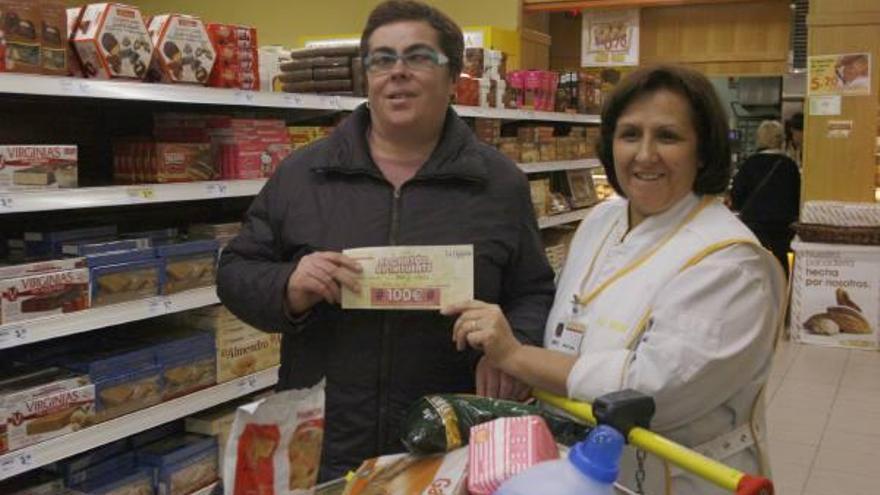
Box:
[286,252,362,315]
[441,300,523,372]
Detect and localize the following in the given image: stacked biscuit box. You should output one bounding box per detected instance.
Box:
[71,3,153,80]
[0,257,90,326]
[180,305,281,383]
[188,222,241,247]
[791,201,880,350]
[0,366,96,455]
[147,14,216,85]
[471,120,597,163]
[457,47,508,108]
[138,434,219,495]
[0,0,70,74]
[207,23,258,90]
[208,116,292,179]
[288,126,334,151]
[112,139,214,184]
[0,145,78,191]
[280,44,366,96]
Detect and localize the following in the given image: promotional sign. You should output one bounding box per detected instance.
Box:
[581,8,640,67]
[808,53,872,96]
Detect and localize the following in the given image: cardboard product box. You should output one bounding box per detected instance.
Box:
[66,7,84,77]
[147,14,215,85]
[0,368,96,453]
[0,470,65,495]
[538,141,557,162]
[259,45,290,92]
[463,47,483,78]
[38,0,67,75]
[483,49,506,81]
[137,434,218,495]
[153,142,215,183]
[72,3,153,80]
[529,179,550,218]
[46,439,128,486]
[156,240,219,295]
[23,225,116,259]
[520,142,539,163]
[566,168,598,208]
[495,138,520,162]
[0,0,41,74]
[790,241,880,350]
[455,75,479,107]
[0,145,78,191]
[69,467,153,495]
[0,257,86,281]
[182,305,281,382]
[206,23,258,90]
[344,448,468,495]
[90,258,162,307]
[0,267,90,325]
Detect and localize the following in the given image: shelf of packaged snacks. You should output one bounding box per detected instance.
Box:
[0,73,600,124]
[0,179,267,214]
[518,159,601,174]
[0,366,279,481]
[538,206,593,229]
[0,286,219,350]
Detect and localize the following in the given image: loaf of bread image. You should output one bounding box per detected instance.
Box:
[288,423,323,490]
[826,306,873,334]
[231,355,257,377]
[835,287,862,312]
[804,313,840,336]
[25,406,78,435]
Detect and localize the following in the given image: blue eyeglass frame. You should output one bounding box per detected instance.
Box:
[363,49,450,72]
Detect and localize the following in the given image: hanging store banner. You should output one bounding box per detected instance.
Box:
[808,53,872,96]
[581,8,640,67]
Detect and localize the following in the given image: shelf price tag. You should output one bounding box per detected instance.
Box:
[284,93,305,106]
[234,91,256,104]
[126,186,156,202]
[237,375,259,394]
[205,183,229,197]
[0,451,33,477]
[0,195,14,210]
[0,325,28,348]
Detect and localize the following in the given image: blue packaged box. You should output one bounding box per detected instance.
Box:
[156,240,219,295]
[85,248,157,268]
[59,347,163,423]
[90,259,163,307]
[137,434,218,495]
[129,421,184,450]
[121,228,179,244]
[63,238,152,257]
[23,225,117,258]
[70,466,154,495]
[60,451,136,487]
[47,439,128,485]
[155,333,216,400]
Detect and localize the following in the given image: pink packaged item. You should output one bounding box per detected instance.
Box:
[524,70,542,110]
[468,415,559,495]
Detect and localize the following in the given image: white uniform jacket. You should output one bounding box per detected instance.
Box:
[544,193,786,495]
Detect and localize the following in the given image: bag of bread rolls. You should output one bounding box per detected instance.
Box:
[224,379,325,495]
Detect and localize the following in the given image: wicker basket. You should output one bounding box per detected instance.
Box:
[793,222,880,245]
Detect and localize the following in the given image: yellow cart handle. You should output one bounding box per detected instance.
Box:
[533,390,773,495]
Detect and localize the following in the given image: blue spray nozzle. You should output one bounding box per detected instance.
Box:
[568,425,625,484]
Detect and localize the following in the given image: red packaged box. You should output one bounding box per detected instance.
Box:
[468,415,559,495]
[147,14,215,85]
[66,6,85,77]
[153,142,214,183]
[0,0,42,74]
[206,23,259,90]
[455,75,479,107]
[40,0,68,75]
[71,3,153,80]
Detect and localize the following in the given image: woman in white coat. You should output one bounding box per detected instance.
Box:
[443,65,786,495]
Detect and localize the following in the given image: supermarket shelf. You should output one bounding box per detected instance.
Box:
[0,179,266,214]
[538,207,593,229]
[0,73,364,111]
[0,73,600,123]
[0,286,219,350]
[518,159,601,174]
[0,366,279,481]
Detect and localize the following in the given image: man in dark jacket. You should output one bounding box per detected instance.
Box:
[217,1,555,481]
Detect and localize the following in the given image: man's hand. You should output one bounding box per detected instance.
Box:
[476,356,531,401]
[286,252,362,315]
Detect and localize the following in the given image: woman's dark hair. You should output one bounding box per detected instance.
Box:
[360,0,464,79]
[597,65,731,196]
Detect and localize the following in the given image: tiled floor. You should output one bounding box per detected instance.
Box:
[766,338,880,495]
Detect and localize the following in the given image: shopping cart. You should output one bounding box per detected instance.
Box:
[533,389,774,495]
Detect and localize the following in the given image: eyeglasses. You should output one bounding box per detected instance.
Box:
[363,48,449,74]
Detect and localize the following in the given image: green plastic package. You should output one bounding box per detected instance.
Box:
[401,394,590,455]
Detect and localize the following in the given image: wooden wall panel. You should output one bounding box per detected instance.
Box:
[802,7,880,202]
[640,1,790,75]
[520,29,553,70]
[547,0,790,75]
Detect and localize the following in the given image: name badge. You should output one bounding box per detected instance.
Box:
[548,319,586,355]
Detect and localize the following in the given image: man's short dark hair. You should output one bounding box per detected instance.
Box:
[597,65,732,196]
[360,0,464,79]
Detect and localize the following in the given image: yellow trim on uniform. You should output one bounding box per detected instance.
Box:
[575,196,714,307]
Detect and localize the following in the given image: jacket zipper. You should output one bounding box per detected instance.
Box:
[377,187,402,453]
